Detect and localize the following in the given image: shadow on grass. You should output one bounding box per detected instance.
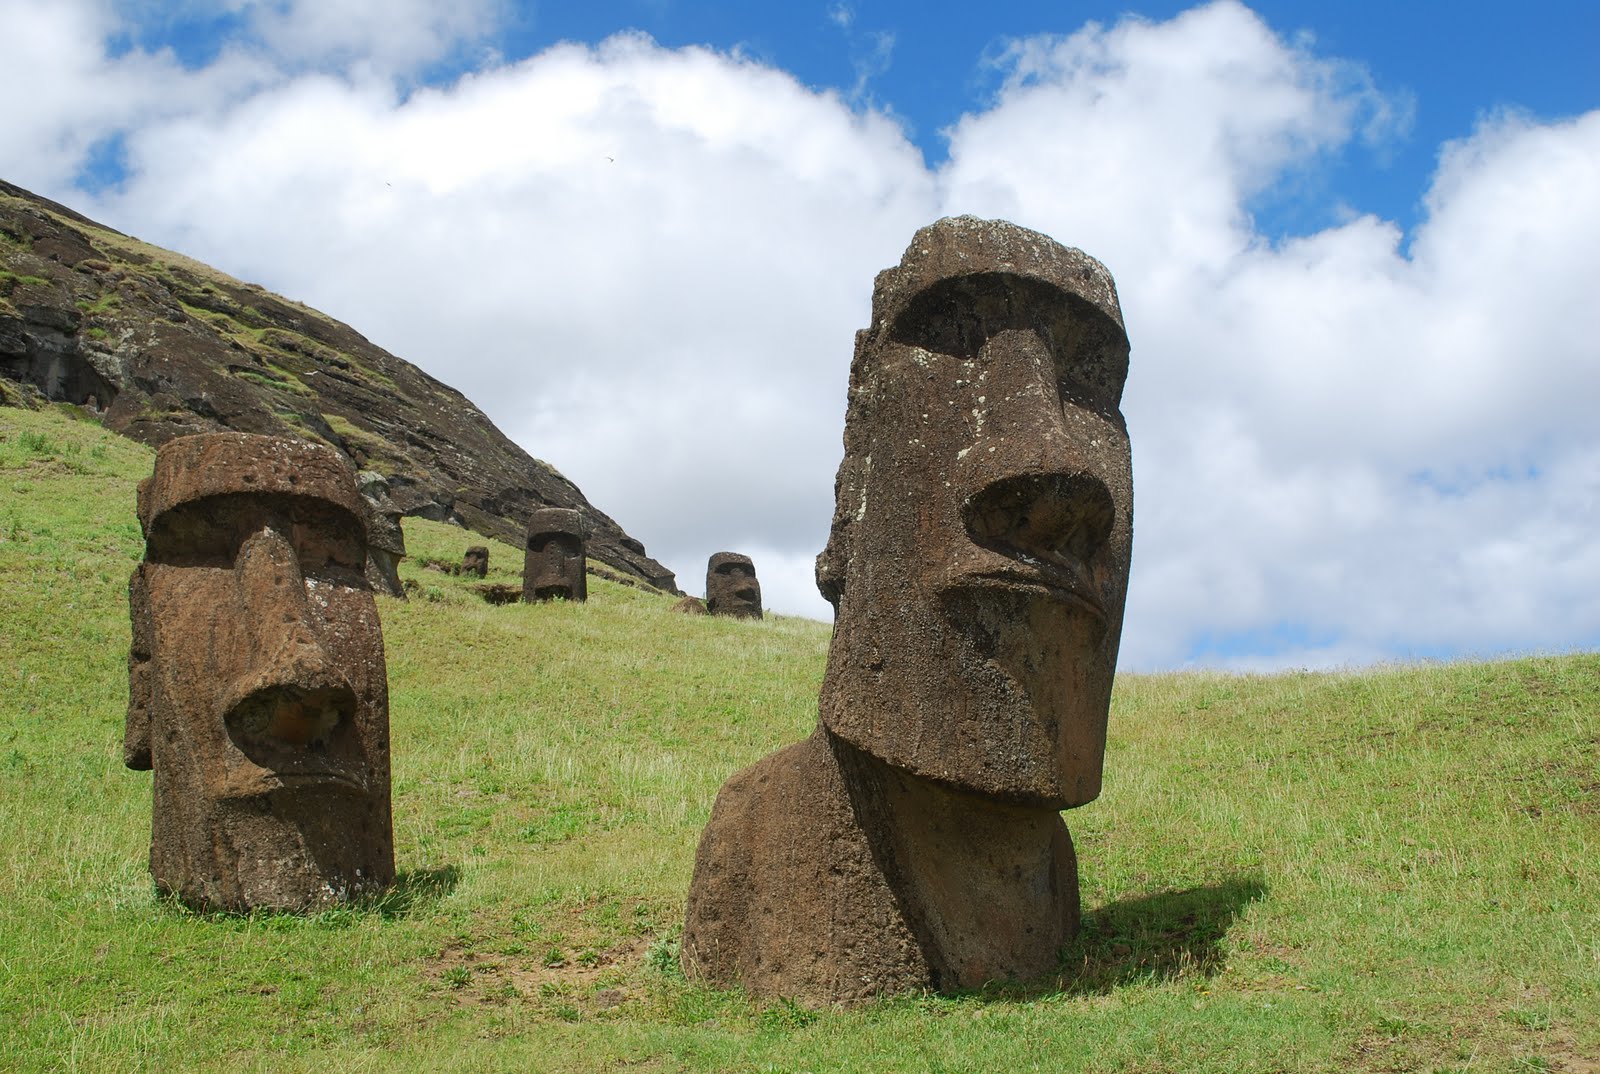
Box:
[154,864,461,925]
[964,872,1268,1001]
[366,865,461,919]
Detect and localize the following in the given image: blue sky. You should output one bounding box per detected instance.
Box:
[4,0,1598,669]
[105,1,1599,236]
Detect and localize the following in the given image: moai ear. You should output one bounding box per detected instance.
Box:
[124,565,153,770]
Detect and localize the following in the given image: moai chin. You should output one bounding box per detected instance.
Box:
[682,216,1133,1004]
[460,545,489,578]
[357,471,407,599]
[523,507,587,603]
[705,552,762,619]
[125,433,395,911]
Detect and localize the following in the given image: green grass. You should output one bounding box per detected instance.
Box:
[0,404,1596,1073]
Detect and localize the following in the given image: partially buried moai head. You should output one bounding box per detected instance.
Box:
[461,545,489,578]
[125,432,395,911]
[705,552,761,619]
[523,507,586,602]
[815,215,1133,809]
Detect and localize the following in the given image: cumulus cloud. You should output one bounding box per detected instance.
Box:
[5,0,1597,669]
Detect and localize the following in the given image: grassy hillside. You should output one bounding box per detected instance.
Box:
[1,403,1595,1074]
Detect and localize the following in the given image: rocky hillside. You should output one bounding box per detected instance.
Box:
[0,179,676,591]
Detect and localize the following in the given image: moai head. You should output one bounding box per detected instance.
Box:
[356,471,406,598]
[705,552,762,619]
[461,545,489,578]
[815,217,1133,808]
[523,507,587,602]
[125,433,394,910]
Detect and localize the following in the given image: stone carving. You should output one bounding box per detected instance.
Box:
[461,545,489,578]
[357,471,407,599]
[125,432,395,911]
[682,217,1133,1004]
[705,552,762,619]
[523,507,587,603]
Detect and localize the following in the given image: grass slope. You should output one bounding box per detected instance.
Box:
[1,404,1596,1074]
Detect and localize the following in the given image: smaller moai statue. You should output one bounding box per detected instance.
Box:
[126,432,395,912]
[357,471,407,599]
[705,552,762,619]
[523,507,587,603]
[460,545,489,578]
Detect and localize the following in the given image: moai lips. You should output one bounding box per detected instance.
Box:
[125,433,395,911]
[705,552,762,619]
[683,217,1133,1004]
[523,507,587,603]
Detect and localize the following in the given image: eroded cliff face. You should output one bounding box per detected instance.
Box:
[0,179,677,592]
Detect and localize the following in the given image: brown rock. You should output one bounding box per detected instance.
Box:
[672,595,708,615]
[125,432,395,911]
[683,216,1133,1003]
[460,545,489,578]
[357,470,406,599]
[705,552,762,619]
[523,507,586,602]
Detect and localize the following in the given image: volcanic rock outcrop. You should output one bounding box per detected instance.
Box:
[682,216,1134,1004]
[0,178,675,591]
[125,432,395,911]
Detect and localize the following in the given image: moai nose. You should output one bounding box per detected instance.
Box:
[962,471,1115,571]
[221,525,357,749]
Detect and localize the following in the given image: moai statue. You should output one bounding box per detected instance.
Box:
[682,217,1133,1004]
[125,433,395,911]
[357,471,407,599]
[523,507,587,603]
[460,545,489,578]
[705,552,762,619]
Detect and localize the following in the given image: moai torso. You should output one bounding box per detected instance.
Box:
[125,433,395,911]
[683,216,1133,1003]
[523,507,587,602]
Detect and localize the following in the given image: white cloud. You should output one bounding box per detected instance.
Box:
[7,0,1598,669]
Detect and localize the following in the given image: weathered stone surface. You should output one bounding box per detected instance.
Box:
[460,546,489,578]
[125,432,395,911]
[0,178,677,592]
[523,507,587,603]
[672,595,708,615]
[683,216,1133,1004]
[705,552,762,619]
[357,470,406,599]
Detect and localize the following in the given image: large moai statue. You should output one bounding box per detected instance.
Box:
[357,471,407,599]
[125,433,396,911]
[705,552,762,619]
[682,217,1133,1004]
[460,545,489,578]
[523,507,587,603]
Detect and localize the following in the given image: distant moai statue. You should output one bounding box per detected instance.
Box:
[460,545,489,578]
[682,217,1134,1004]
[125,433,395,911]
[705,552,762,619]
[523,507,587,603]
[357,471,407,599]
